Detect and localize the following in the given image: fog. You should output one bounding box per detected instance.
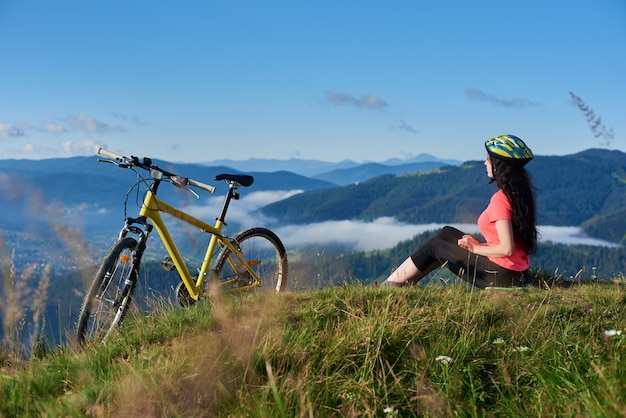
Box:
[183,190,618,252]
[274,221,618,252]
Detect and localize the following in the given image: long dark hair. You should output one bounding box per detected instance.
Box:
[491,158,538,254]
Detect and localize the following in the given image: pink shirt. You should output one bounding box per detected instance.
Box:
[477,190,529,271]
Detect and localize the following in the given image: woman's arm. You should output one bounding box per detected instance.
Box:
[457,219,515,257]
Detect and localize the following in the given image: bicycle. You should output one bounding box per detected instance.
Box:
[76,148,288,345]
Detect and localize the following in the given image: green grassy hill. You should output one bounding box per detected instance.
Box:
[2,283,625,417]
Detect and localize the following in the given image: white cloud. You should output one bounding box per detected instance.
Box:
[2,113,130,142]
[63,114,125,134]
[182,189,304,229]
[42,120,67,135]
[390,120,417,134]
[275,219,477,251]
[21,143,37,153]
[60,139,104,155]
[274,221,619,252]
[0,122,26,138]
[536,226,617,247]
[465,87,541,108]
[325,91,388,110]
[111,112,145,125]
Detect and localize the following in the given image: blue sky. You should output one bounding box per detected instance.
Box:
[1,0,624,163]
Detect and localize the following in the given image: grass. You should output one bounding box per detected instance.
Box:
[1,282,625,417]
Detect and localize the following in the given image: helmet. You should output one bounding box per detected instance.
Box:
[485,134,534,165]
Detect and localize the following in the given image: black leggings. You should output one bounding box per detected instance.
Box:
[410,226,529,289]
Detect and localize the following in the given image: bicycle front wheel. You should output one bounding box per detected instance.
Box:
[76,237,140,345]
[214,227,288,293]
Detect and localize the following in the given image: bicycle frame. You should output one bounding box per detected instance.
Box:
[75,148,287,346]
[127,182,260,301]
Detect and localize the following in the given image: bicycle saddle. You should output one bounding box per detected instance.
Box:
[215,173,254,187]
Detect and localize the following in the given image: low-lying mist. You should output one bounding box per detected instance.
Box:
[183,190,618,252]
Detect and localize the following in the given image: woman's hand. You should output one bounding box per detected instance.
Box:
[457,235,480,252]
[457,220,515,257]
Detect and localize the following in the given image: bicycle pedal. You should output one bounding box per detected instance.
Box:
[161,256,176,271]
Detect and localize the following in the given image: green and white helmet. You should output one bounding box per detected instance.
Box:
[485,134,534,165]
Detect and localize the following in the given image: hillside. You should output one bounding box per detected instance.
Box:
[312,161,451,186]
[260,149,626,243]
[1,284,624,416]
[3,223,624,350]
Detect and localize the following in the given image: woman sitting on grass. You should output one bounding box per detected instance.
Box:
[380,134,538,289]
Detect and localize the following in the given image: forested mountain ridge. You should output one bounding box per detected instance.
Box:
[260,149,626,243]
[205,153,460,178]
[311,161,452,186]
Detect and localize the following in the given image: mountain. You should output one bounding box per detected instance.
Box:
[0,154,457,236]
[202,157,359,177]
[0,156,335,196]
[260,149,626,243]
[204,153,460,178]
[0,156,336,262]
[0,153,465,277]
[312,161,451,186]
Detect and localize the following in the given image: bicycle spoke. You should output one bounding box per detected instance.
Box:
[76,238,139,345]
[215,227,288,294]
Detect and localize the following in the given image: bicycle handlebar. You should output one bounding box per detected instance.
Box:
[97,147,216,194]
[98,148,124,161]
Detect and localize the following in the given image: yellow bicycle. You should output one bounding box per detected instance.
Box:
[76,148,288,345]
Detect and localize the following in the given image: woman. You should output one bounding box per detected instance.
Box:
[380,134,537,289]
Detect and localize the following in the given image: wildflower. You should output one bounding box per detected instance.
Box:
[435,355,454,365]
[492,337,506,345]
[383,406,398,415]
[604,329,623,337]
[513,346,531,352]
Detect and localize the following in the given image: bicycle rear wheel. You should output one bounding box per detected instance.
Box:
[76,237,140,345]
[214,227,288,293]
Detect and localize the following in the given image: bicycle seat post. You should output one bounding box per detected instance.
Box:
[216,183,238,224]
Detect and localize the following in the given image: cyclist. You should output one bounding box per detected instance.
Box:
[379,134,537,289]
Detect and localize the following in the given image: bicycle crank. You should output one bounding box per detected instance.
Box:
[175,282,196,307]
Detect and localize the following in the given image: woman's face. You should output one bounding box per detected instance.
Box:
[484,155,494,179]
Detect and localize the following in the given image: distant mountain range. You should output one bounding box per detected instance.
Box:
[0,152,458,232]
[205,153,461,179]
[312,161,452,186]
[0,152,457,269]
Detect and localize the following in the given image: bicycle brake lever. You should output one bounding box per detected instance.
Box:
[97,158,119,166]
[185,188,200,199]
[98,157,133,168]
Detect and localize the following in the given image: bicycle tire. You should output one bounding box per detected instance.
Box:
[75,237,140,345]
[214,227,288,293]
